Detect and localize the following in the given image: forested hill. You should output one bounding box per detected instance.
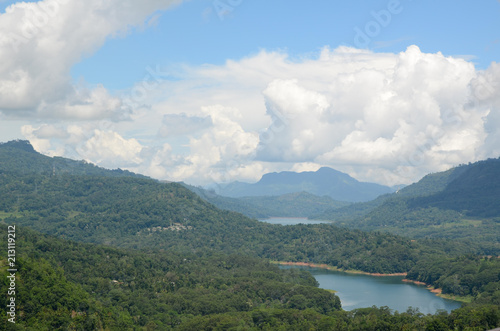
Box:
[1,140,500,329]
[395,164,470,197]
[2,225,498,330]
[0,224,341,329]
[408,158,500,217]
[323,158,500,247]
[0,140,144,178]
[0,140,485,274]
[312,160,474,222]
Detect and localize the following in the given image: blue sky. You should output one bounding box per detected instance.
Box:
[73,0,499,89]
[1,0,500,186]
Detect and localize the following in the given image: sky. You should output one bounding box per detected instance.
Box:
[0,0,499,187]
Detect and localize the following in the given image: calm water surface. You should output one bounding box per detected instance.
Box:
[259,217,332,225]
[282,266,462,314]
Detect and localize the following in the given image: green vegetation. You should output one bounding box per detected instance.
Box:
[311,194,390,222]
[409,158,500,217]
[184,185,350,218]
[0,140,144,179]
[1,170,487,275]
[1,225,499,330]
[316,158,500,255]
[407,255,500,304]
[1,141,499,330]
[0,225,340,329]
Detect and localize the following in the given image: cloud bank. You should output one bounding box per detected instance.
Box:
[0,0,182,119]
[1,1,499,186]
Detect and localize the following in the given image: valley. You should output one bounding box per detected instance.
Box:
[0,140,499,330]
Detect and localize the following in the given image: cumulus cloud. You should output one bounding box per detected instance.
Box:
[78,130,143,168]
[0,0,183,119]
[21,123,144,168]
[174,105,260,184]
[14,42,500,186]
[252,46,494,184]
[258,79,331,161]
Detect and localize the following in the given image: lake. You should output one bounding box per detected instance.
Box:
[259,217,332,225]
[281,266,462,314]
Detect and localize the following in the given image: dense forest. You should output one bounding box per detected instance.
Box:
[1,141,499,330]
[314,158,500,254]
[1,169,489,275]
[0,225,341,329]
[1,225,499,330]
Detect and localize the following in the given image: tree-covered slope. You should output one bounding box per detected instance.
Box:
[184,183,350,218]
[0,140,144,179]
[408,158,500,217]
[0,171,423,274]
[0,140,484,274]
[395,164,470,198]
[1,225,499,330]
[312,161,471,222]
[1,140,499,329]
[0,224,340,329]
[310,194,391,222]
[329,158,500,250]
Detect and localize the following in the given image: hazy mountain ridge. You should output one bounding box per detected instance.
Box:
[216,167,395,202]
[184,183,350,218]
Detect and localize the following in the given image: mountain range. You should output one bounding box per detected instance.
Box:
[214,167,396,202]
[182,185,351,218]
[1,140,499,329]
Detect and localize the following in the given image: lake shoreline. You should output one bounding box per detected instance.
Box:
[274,261,469,304]
[401,279,472,303]
[273,261,407,276]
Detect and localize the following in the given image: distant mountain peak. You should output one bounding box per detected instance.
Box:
[217,167,393,202]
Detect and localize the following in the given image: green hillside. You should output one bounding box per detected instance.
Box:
[0,225,341,329]
[310,194,390,222]
[409,158,500,217]
[1,141,499,329]
[0,140,143,179]
[396,165,469,197]
[326,159,500,252]
[0,171,427,274]
[1,225,499,330]
[184,184,350,218]
[311,162,470,222]
[0,141,489,273]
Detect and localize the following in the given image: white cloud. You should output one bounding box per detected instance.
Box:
[0,0,183,119]
[11,39,500,186]
[21,124,144,168]
[175,105,260,184]
[78,130,143,168]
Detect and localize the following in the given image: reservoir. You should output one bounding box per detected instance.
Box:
[259,217,332,225]
[282,266,462,315]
